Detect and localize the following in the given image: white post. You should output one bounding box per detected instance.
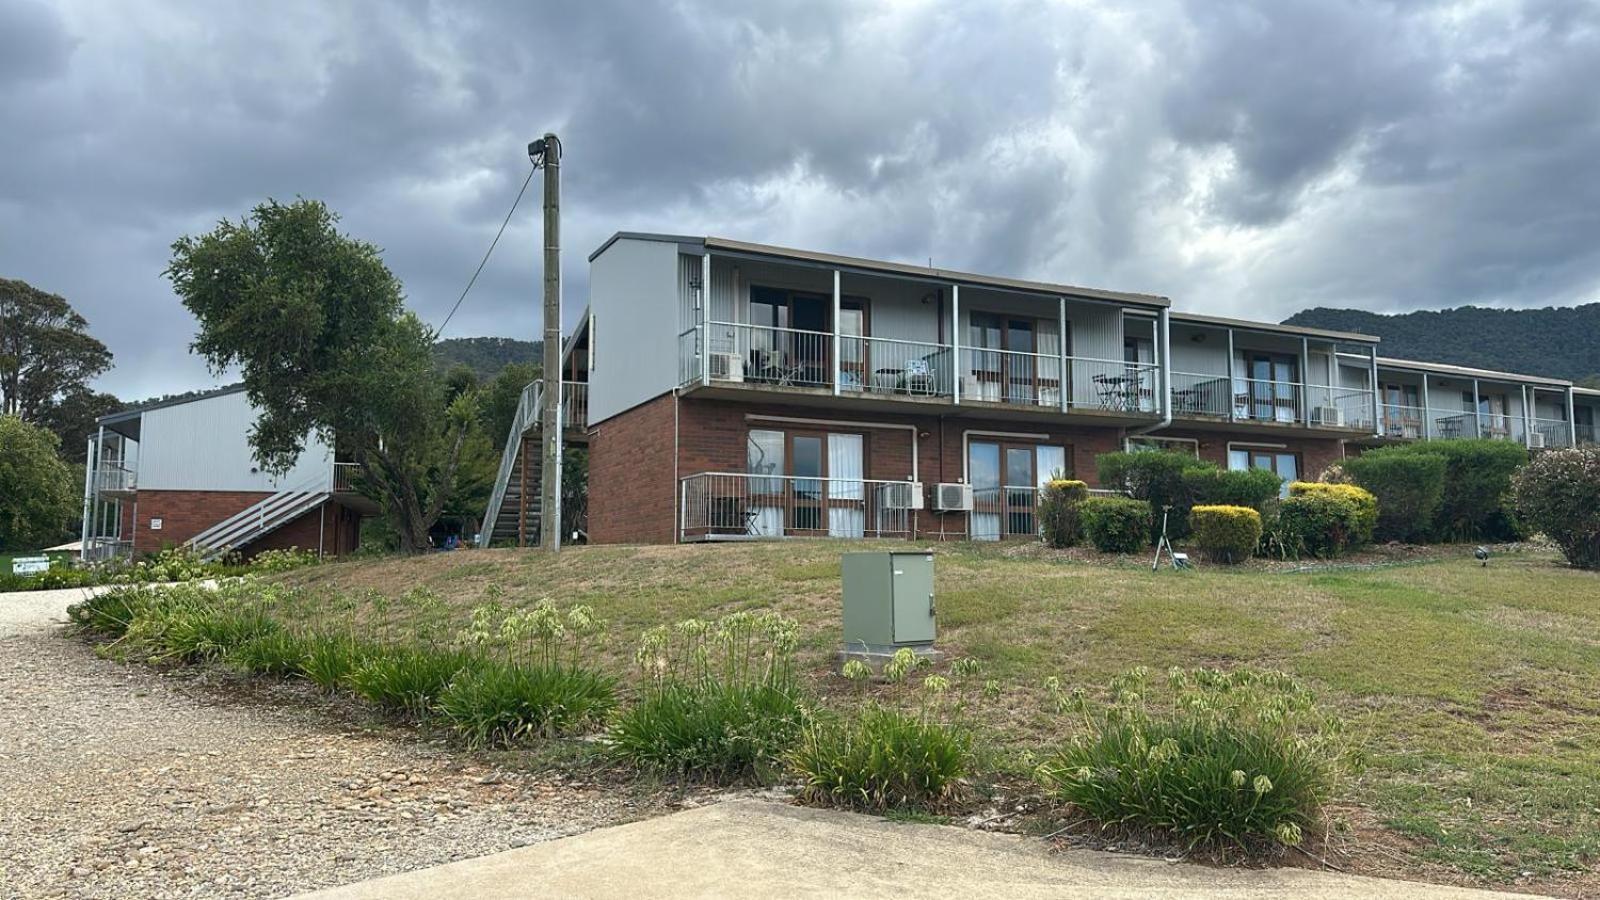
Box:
[1567,386,1578,447]
[1057,297,1068,413]
[1472,378,1482,438]
[78,435,95,561]
[1299,336,1310,425]
[700,253,712,387]
[951,284,961,405]
[1521,385,1532,448]
[1225,328,1236,422]
[1369,347,1381,436]
[1421,373,1432,439]
[832,269,842,397]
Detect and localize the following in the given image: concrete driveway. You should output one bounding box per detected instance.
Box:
[297,799,1539,900]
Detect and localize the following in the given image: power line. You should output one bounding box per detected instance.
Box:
[434,162,538,339]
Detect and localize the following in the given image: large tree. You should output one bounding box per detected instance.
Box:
[0,278,113,424]
[33,387,123,464]
[0,416,78,552]
[166,198,486,553]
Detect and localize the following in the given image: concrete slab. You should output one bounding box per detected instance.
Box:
[296,799,1539,900]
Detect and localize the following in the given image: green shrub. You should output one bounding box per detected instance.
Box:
[1037,667,1358,850]
[436,660,616,748]
[1097,450,1212,540]
[1277,491,1364,559]
[1039,479,1089,548]
[1288,482,1376,547]
[350,646,481,715]
[1185,467,1283,511]
[1079,497,1151,553]
[1343,449,1445,542]
[229,631,310,678]
[609,611,806,782]
[1189,505,1262,564]
[1404,439,1527,540]
[249,548,320,574]
[791,705,971,812]
[116,584,280,663]
[67,586,152,636]
[0,564,99,592]
[1513,448,1600,569]
[302,633,372,692]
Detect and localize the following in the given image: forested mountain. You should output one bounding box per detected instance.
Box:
[1284,304,1600,385]
[432,337,541,380]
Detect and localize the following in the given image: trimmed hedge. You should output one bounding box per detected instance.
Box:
[1343,449,1446,542]
[1185,466,1283,511]
[1097,450,1212,542]
[1288,482,1376,547]
[1080,497,1152,554]
[1189,505,1263,564]
[1513,447,1600,570]
[1402,440,1527,541]
[1039,479,1090,548]
[1277,490,1367,559]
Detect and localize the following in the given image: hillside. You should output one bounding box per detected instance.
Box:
[1284,304,1600,384]
[432,337,541,380]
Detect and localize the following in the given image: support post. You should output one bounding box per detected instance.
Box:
[1299,336,1310,425]
[951,285,961,405]
[1369,347,1381,436]
[1421,373,1432,439]
[1567,386,1578,447]
[1158,308,1171,420]
[1521,385,1532,448]
[700,253,712,387]
[832,269,841,396]
[78,435,95,562]
[1057,297,1068,413]
[1225,328,1236,422]
[1472,378,1482,438]
[537,133,563,553]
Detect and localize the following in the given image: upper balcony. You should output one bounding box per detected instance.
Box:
[671,239,1170,426]
[1365,358,1586,450]
[1166,315,1380,436]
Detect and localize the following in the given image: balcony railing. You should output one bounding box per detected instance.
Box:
[1380,404,1428,439]
[679,472,916,541]
[1170,373,1374,430]
[82,537,132,562]
[1579,423,1599,447]
[332,462,361,492]
[1531,417,1573,449]
[971,485,1039,540]
[93,464,136,494]
[844,335,954,399]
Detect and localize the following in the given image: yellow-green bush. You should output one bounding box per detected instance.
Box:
[1189,505,1262,564]
[1080,496,1152,553]
[1039,479,1090,548]
[1288,482,1376,546]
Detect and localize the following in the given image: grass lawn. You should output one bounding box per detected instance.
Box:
[274,540,1600,894]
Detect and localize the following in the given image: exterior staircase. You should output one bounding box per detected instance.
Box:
[184,471,331,561]
[477,379,585,548]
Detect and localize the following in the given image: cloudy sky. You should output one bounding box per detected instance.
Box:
[3,0,1598,399]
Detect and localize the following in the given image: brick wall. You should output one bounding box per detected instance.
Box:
[591,393,1130,544]
[588,393,679,544]
[127,490,359,558]
[1146,427,1347,482]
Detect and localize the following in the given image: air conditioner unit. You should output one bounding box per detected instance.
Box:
[933,483,973,512]
[1529,431,1547,449]
[879,481,925,510]
[1309,406,1344,427]
[709,352,744,382]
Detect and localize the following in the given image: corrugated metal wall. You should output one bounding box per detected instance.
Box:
[137,391,330,492]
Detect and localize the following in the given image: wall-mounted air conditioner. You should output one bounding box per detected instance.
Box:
[1529,431,1547,449]
[933,483,973,512]
[709,352,744,382]
[1309,406,1344,427]
[879,481,925,510]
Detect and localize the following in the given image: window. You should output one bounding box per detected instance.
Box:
[1228,445,1298,497]
[1127,436,1199,458]
[1242,353,1299,423]
[968,312,1060,405]
[745,427,866,537]
[968,440,1068,540]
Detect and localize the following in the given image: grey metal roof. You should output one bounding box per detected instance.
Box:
[585,231,1170,307]
[1172,312,1380,344]
[96,383,248,426]
[1377,357,1572,387]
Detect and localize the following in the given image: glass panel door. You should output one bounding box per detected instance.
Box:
[968,441,1001,541]
[1004,447,1036,537]
[1006,319,1035,404]
[838,301,866,391]
[969,313,1003,402]
[790,434,824,534]
[746,430,785,536]
[826,433,865,538]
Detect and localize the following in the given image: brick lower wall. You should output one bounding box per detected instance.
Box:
[127,490,361,558]
[1145,426,1347,482]
[589,393,1129,544]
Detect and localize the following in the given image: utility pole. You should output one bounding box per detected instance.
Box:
[532,133,563,553]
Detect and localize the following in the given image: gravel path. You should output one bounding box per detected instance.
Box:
[0,589,645,899]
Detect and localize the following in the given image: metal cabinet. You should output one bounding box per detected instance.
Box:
[841,551,935,650]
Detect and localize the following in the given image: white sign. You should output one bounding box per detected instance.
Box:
[11,556,50,576]
[150,518,163,531]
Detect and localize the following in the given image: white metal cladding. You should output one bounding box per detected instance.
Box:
[588,236,680,425]
[135,390,331,492]
[1169,324,1230,376]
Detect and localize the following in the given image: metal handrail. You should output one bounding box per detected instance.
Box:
[679,471,917,542]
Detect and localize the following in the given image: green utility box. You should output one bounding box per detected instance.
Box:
[840,551,936,651]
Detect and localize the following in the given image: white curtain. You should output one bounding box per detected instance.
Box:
[827,433,865,538]
[1036,320,1061,405]
[1035,446,1067,485]
[747,430,785,536]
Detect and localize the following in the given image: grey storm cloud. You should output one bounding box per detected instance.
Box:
[1,0,1597,399]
